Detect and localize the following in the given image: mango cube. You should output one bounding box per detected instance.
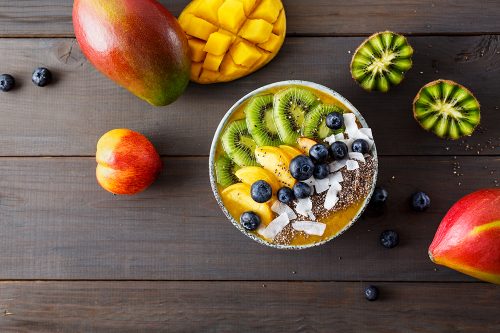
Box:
[203,53,225,71]
[218,0,247,33]
[218,29,237,43]
[204,32,233,55]
[258,33,281,52]
[199,69,221,82]
[182,15,218,40]
[250,0,280,23]
[239,19,273,44]
[191,62,203,79]
[188,38,207,62]
[230,41,262,68]
[220,54,247,77]
[272,10,286,35]
[238,0,257,15]
[192,0,224,24]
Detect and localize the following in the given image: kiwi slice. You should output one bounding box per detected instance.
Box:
[245,94,282,146]
[273,87,321,145]
[215,153,239,187]
[351,31,413,92]
[413,79,480,139]
[303,104,345,140]
[221,119,258,166]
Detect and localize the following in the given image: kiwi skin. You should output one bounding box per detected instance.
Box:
[413,79,481,140]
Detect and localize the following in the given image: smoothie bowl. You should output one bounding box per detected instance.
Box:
[209,81,378,249]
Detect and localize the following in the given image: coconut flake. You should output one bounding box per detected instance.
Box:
[271,201,297,220]
[292,221,327,236]
[307,211,316,220]
[343,113,359,137]
[314,177,330,193]
[330,180,342,192]
[324,186,340,210]
[329,159,348,172]
[348,152,365,163]
[324,134,336,145]
[329,172,344,183]
[346,160,359,170]
[257,213,290,240]
[335,133,345,140]
[295,197,313,217]
[359,127,373,139]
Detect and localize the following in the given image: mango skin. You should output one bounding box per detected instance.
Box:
[96,129,162,195]
[73,0,191,106]
[429,189,500,284]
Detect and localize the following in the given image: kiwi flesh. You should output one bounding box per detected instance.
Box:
[413,79,480,139]
[215,153,239,187]
[351,31,413,92]
[245,94,282,146]
[273,87,320,145]
[221,119,258,166]
[303,104,345,140]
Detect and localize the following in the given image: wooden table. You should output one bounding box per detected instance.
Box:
[0,1,499,332]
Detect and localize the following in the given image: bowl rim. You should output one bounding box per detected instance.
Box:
[209,80,378,250]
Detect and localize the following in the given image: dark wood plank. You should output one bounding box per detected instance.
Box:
[0,281,498,332]
[0,36,498,156]
[1,0,500,37]
[0,155,497,280]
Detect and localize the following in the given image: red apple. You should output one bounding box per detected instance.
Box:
[429,189,500,284]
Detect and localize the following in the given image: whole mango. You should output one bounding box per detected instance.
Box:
[179,0,286,83]
[96,129,162,195]
[429,189,500,284]
[73,0,191,106]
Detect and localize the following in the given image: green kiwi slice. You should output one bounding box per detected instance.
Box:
[351,31,413,92]
[245,94,282,146]
[302,104,345,140]
[273,87,321,145]
[221,119,258,166]
[413,79,480,139]
[215,153,239,187]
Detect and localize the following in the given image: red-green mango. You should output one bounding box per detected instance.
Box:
[73,0,191,106]
[429,189,500,284]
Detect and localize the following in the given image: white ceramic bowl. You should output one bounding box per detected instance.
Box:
[209,80,378,249]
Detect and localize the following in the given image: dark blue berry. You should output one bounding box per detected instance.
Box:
[289,155,315,181]
[32,67,52,87]
[326,112,344,130]
[380,230,399,248]
[293,182,312,199]
[371,187,388,206]
[313,163,330,179]
[277,187,295,204]
[365,285,379,301]
[251,180,272,203]
[0,74,15,92]
[352,139,369,154]
[309,144,329,163]
[329,141,348,160]
[240,211,261,231]
[411,191,431,212]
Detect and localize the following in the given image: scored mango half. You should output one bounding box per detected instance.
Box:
[179,0,286,84]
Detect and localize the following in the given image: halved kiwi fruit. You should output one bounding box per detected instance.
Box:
[351,31,413,92]
[221,119,258,166]
[273,87,321,145]
[413,79,480,139]
[215,153,239,187]
[302,104,345,140]
[245,94,282,146]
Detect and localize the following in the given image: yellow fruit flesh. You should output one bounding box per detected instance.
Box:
[179,0,286,83]
[279,145,303,159]
[297,137,318,154]
[255,146,296,188]
[235,166,281,192]
[221,183,274,225]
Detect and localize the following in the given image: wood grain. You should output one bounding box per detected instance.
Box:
[0,36,499,156]
[0,281,498,333]
[0,155,497,280]
[1,0,500,37]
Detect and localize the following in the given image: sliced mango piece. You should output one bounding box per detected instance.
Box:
[203,53,225,71]
[191,62,203,79]
[204,31,233,55]
[235,166,281,192]
[239,0,257,15]
[192,0,224,24]
[258,33,281,52]
[188,38,207,62]
[255,146,296,188]
[199,69,221,83]
[239,19,273,44]
[181,15,218,40]
[297,137,318,154]
[272,10,286,35]
[221,183,274,225]
[218,0,246,33]
[279,145,303,159]
[250,0,281,23]
[220,54,248,78]
[230,41,262,67]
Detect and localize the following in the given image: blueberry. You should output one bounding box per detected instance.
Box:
[329,141,348,160]
[352,139,369,154]
[32,67,52,87]
[289,155,315,181]
[0,74,15,92]
[309,144,329,163]
[380,230,399,249]
[313,163,330,179]
[326,112,344,130]
[293,182,312,199]
[411,191,431,212]
[240,211,261,231]
[371,187,388,206]
[277,187,295,204]
[251,180,272,203]
[365,285,379,301]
